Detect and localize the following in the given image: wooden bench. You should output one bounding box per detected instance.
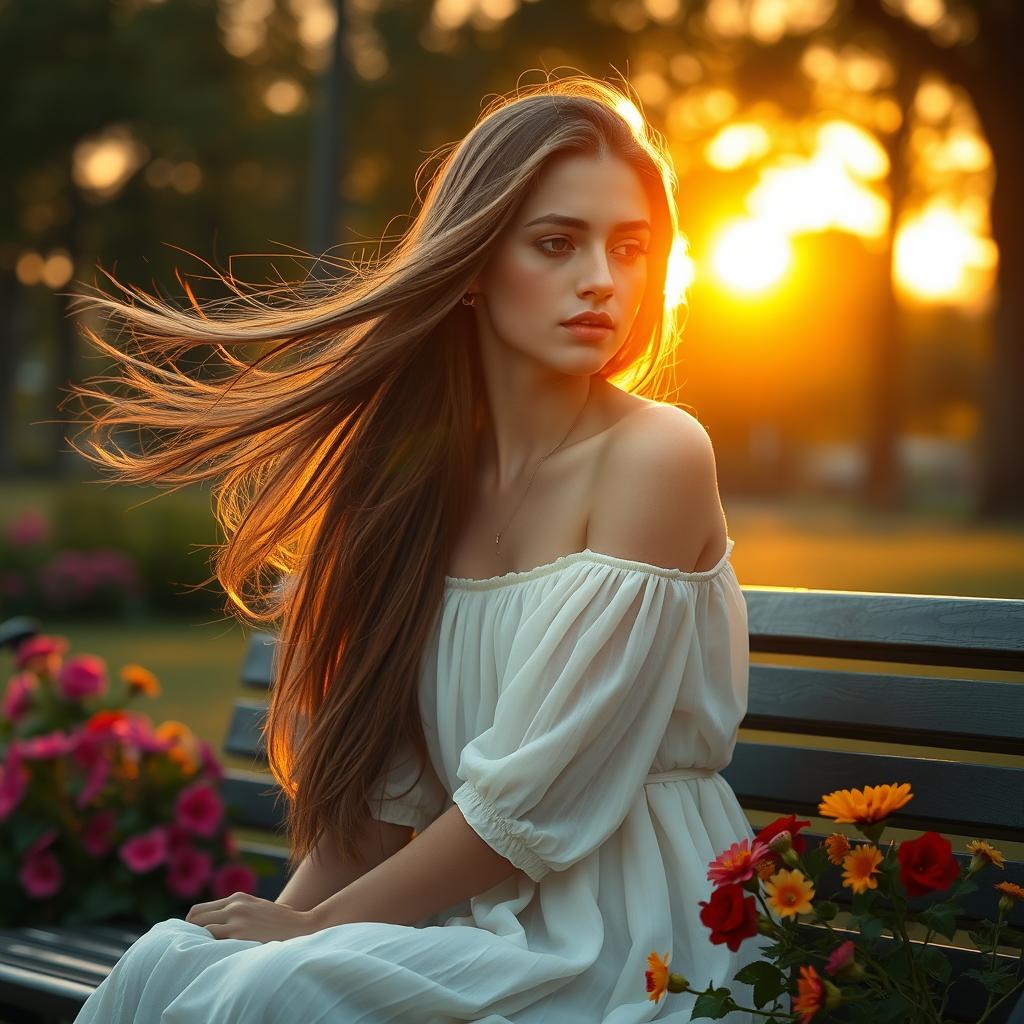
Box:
[1,585,1022,1023]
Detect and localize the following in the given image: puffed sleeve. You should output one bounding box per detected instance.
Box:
[366,738,449,834]
[452,567,699,882]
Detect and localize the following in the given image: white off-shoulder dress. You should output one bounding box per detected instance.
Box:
[73,537,772,1023]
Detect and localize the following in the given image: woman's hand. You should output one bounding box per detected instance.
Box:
[185,891,319,943]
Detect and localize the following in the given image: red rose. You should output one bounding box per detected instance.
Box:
[756,813,811,870]
[698,883,760,951]
[897,831,960,897]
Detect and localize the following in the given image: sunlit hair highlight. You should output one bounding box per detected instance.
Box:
[65,72,688,870]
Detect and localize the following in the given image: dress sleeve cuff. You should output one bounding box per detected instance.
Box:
[452,780,551,883]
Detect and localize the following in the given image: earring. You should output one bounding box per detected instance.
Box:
[461,292,476,306]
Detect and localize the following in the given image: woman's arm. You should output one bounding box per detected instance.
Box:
[275,817,414,912]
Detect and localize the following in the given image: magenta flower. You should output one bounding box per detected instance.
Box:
[81,809,117,857]
[210,861,258,899]
[19,850,63,900]
[119,826,170,874]
[167,846,214,900]
[57,655,108,701]
[14,635,68,676]
[76,751,111,809]
[2,672,36,721]
[174,781,224,838]
[18,730,76,760]
[825,939,857,975]
[0,746,29,821]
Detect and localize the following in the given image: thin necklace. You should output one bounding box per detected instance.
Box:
[494,382,592,553]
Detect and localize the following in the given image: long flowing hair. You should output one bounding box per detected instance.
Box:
[65,73,687,870]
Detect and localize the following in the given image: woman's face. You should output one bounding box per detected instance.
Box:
[471,151,652,376]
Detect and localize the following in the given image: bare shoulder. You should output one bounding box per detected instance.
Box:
[587,402,728,573]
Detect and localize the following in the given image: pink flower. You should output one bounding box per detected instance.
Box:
[198,740,224,782]
[166,823,193,853]
[707,837,773,888]
[18,730,76,760]
[81,809,117,857]
[19,851,63,900]
[119,826,169,874]
[0,746,29,821]
[14,635,68,676]
[56,655,107,701]
[825,939,857,976]
[167,846,214,900]
[5,509,50,547]
[175,781,223,838]
[210,862,258,899]
[2,672,36,721]
[76,751,111,809]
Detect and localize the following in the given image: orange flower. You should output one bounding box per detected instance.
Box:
[966,840,1005,870]
[793,964,842,1023]
[764,868,815,919]
[120,664,160,698]
[995,881,1024,904]
[824,832,851,865]
[793,964,824,1022]
[819,782,912,825]
[645,950,670,1003]
[756,858,777,881]
[841,844,884,894]
[155,720,199,775]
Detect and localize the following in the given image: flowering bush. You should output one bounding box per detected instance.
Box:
[645,785,1024,1023]
[0,632,262,927]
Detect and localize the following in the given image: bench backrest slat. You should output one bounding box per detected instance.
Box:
[745,589,1024,671]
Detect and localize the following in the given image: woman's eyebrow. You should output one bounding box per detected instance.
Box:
[522,213,651,232]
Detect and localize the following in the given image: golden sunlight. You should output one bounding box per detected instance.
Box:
[894,203,998,303]
[664,235,695,308]
[708,219,791,294]
[614,96,646,135]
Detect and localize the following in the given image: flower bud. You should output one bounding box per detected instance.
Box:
[823,979,844,1010]
[835,960,867,982]
[998,894,1015,916]
[667,972,690,993]
[781,847,801,868]
[767,830,792,854]
[757,915,776,936]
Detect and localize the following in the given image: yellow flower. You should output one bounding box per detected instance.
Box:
[824,832,851,866]
[764,868,815,918]
[120,663,161,698]
[841,844,884,894]
[819,783,912,824]
[995,882,1024,904]
[966,840,1005,869]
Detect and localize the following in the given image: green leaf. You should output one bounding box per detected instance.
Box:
[732,961,788,1009]
[691,987,736,1020]
[914,945,952,984]
[801,845,830,880]
[853,913,884,941]
[813,900,839,922]
[919,901,959,941]
[874,992,914,1022]
[964,967,1021,995]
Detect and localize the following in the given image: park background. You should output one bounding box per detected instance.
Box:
[1,0,1021,855]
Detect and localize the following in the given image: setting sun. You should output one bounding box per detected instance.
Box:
[708,219,792,294]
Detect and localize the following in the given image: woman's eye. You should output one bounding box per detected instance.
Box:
[535,238,648,261]
[536,237,573,256]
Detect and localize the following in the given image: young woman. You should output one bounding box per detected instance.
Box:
[69,74,770,1022]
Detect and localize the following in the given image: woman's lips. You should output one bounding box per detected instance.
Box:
[561,322,613,341]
